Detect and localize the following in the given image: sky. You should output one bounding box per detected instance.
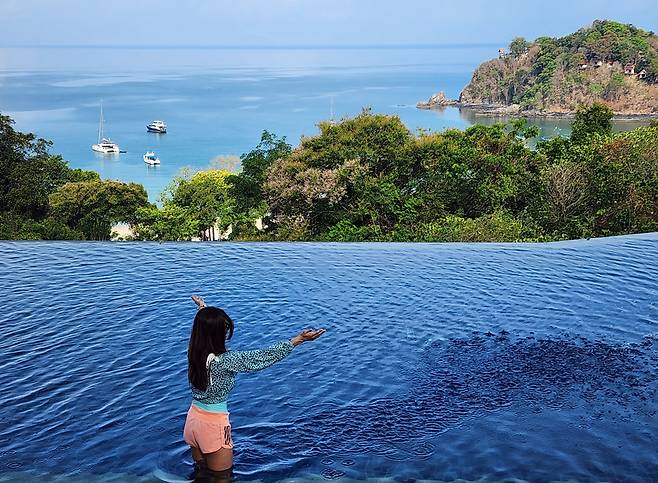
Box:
[0,0,657,47]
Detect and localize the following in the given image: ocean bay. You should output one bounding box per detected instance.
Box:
[1,45,647,201]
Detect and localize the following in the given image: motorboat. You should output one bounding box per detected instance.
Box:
[147,120,167,133]
[91,103,120,154]
[143,151,161,165]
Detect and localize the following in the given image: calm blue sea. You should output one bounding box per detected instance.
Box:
[0,46,648,201]
[1,235,657,482]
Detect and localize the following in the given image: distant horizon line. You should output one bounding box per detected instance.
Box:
[0,42,505,50]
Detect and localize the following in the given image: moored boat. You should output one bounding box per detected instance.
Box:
[91,103,120,154]
[143,151,161,165]
[147,120,167,133]
[92,140,121,154]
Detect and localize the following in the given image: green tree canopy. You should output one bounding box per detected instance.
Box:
[228,131,292,214]
[131,205,200,241]
[509,37,530,57]
[570,103,613,144]
[0,114,95,220]
[3,107,658,243]
[168,169,236,233]
[49,180,149,240]
[261,112,545,240]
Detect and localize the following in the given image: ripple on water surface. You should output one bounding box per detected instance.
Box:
[0,235,657,482]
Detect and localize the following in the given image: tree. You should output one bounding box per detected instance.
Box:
[261,113,546,240]
[168,169,236,238]
[49,180,149,240]
[584,125,658,235]
[0,212,84,240]
[131,205,200,241]
[646,57,658,83]
[0,114,70,219]
[509,37,530,57]
[408,122,543,220]
[570,103,613,144]
[262,111,413,238]
[543,161,588,231]
[264,157,351,238]
[228,131,292,214]
[0,113,109,239]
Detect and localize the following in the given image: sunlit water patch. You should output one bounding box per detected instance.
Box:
[0,234,657,482]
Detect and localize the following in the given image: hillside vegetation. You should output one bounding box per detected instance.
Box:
[459,20,658,115]
[137,105,658,242]
[3,105,658,242]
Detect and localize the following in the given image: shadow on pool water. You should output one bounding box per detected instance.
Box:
[224,332,658,482]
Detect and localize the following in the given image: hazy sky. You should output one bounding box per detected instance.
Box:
[1,0,657,47]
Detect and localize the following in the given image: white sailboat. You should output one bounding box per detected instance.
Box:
[91,103,120,154]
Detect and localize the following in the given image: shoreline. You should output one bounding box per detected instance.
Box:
[417,100,658,121]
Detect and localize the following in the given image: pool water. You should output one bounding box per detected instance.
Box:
[0,235,657,482]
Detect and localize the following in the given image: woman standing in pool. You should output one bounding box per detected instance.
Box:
[184,295,325,477]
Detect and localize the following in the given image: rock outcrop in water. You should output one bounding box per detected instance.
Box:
[416,91,459,109]
[419,20,658,118]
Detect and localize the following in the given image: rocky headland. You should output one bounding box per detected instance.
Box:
[418,20,658,119]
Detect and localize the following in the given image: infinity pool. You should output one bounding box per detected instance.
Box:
[1,236,657,482]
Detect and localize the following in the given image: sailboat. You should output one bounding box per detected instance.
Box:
[91,103,120,154]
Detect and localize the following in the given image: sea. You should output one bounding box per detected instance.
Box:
[0,45,649,201]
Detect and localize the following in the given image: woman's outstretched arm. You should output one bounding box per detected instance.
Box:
[191,295,325,372]
[220,329,325,373]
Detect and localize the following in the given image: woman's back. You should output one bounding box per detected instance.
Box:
[191,340,295,406]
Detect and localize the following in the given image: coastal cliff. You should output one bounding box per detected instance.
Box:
[418,20,658,117]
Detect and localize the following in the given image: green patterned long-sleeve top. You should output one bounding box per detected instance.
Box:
[191,340,294,411]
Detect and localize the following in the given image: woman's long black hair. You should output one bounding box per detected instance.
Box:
[188,306,235,391]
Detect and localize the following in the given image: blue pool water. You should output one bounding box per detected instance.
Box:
[0,235,657,482]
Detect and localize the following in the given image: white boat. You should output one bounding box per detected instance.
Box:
[91,103,120,154]
[147,120,167,133]
[92,139,120,154]
[143,151,161,165]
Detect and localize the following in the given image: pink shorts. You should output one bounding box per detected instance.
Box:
[183,404,234,454]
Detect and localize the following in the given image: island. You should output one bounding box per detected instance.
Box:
[418,20,658,118]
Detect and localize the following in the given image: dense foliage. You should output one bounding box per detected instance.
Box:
[0,114,148,240]
[518,20,658,107]
[131,169,235,241]
[534,21,657,103]
[49,180,148,240]
[461,20,658,113]
[158,105,654,242]
[2,105,657,242]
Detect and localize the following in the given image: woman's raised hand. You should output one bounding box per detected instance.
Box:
[191,295,206,310]
[291,328,326,346]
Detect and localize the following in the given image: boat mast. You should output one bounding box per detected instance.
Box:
[330,95,335,125]
[98,102,104,143]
